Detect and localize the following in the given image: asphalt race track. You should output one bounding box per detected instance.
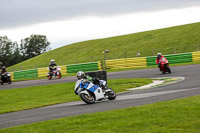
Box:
[0,64,200,128]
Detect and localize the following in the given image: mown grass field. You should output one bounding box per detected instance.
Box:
[8,22,200,71]
[0,78,152,114]
[1,95,199,132]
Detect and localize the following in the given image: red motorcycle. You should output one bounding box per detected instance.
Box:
[47,66,62,79]
[159,57,171,74]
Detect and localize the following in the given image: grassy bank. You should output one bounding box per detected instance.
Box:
[1,95,200,132]
[0,78,152,114]
[8,22,200,71]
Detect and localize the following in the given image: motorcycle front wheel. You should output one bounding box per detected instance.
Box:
[8,79,11,84]
[106,88,116,100]
[167,67,171,74]
[57,72,62,79]
[80,92,95,104]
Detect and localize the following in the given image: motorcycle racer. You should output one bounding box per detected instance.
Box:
[49,59,57,75]
[75,71,107,95]
[1,66,7,74]
[156,53,168,71]
[0,66,7,78]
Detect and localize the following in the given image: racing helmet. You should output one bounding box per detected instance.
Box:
[77,71,84,80]
[50,59,55,63]
[157,53,162,58]
[2,66,6,71]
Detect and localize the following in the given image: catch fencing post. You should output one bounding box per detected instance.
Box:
[152,49,155,56]
[102,50,109,70]
[136,51,140,57]
[91,56,93,62]
[174,47,176,54]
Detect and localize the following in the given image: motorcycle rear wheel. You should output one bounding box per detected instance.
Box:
[106,88,116,100]
[80,92,95,104]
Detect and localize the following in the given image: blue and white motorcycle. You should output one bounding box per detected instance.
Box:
[74,79,116,104]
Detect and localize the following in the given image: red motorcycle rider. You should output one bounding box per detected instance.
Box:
[156,53,168,71]
[156,53,171,74]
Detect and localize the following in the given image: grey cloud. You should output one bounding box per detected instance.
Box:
[0,0,200,30]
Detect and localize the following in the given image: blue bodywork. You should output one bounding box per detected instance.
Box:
[80,82,99,92]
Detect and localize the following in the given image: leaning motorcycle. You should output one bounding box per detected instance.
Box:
[160,57,171,74]
[1,72,12,85]
[47,66,62,79]
[74,79,116,104]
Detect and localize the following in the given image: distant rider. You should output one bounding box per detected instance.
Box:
[0,66,7,80]
[49,59,57,75]
[156,53,168,71]
[0,66,7,74]
[75,71,107,95]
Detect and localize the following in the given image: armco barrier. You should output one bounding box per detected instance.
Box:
[106,57,147,69]
[14,69,38,80]
[147,53,193,66]
[67,62,101,73]
[59,65,67,75]
[37,67,49,77]
[9,51,200,80]
[192,51,200,62]
[10,72,14,81]
[11,62,102,80]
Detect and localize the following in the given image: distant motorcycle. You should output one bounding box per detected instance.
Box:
[1,72,11,85]
[159,57,171,74]
[74,79,116,104]
[47,66,62,79]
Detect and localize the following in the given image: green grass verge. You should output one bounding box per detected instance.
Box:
[1,95,200,132]
[0,78,152,114]
[8,22,200,71]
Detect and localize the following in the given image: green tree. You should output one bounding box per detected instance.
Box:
[11,42,23,65]
[20,35,51,60]
[0,36,15,67]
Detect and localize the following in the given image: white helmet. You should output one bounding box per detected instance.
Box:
[157,53,162,58]
[50,59,55,63]
[157,53,162,56]
[77,71,84,80]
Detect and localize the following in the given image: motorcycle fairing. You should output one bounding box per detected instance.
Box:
[88,85,99,92]
[80,81,104,100]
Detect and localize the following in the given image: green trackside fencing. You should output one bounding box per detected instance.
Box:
[106,51,200,69]
[11,61,102,80]
[14,69,38,80]
[146,53,193,66]
[67,62,101,73]
[9,52,200,80]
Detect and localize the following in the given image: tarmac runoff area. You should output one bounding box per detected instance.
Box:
[127,77,185,91]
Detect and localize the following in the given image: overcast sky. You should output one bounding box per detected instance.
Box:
[0,0,200,49]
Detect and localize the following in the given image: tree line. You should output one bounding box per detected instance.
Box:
[0,35,51,68]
